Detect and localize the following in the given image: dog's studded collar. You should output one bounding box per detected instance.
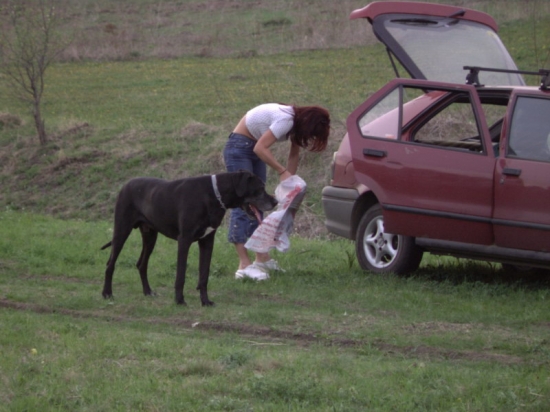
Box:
[211,175,227,210]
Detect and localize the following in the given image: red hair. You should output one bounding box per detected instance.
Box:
[288,105,330,152]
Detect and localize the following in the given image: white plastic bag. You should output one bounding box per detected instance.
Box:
[245,175,307,253]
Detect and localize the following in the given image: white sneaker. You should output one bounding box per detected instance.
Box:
[235,264,269,281]
[254,259,285,272]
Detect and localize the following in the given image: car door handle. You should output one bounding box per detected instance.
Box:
[503,167,521,177]
[363,148,387,158]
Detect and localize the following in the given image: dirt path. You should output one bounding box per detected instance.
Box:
[0,297,526,365]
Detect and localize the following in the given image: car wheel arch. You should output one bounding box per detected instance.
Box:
[351,190,379,239]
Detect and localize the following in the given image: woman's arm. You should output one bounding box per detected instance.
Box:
[253,130,296,180]
[286,142,300,175]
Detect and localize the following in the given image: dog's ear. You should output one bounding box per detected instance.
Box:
[235,171,253,197]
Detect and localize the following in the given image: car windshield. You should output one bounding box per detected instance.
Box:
[374,15,524,86]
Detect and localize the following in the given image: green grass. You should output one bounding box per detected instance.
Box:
[0,211,549,411]
[4,308,544,411]
[0,46,388,229]
[1,2,550,410]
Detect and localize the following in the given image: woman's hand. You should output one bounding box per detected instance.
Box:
[279,169,292,181]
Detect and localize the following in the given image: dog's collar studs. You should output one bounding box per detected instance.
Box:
[211,175,227,210]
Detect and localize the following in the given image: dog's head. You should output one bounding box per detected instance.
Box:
[234,170,277,221]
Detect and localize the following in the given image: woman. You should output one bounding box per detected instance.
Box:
[223,103,330,280]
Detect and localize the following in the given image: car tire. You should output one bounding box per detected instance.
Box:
[355,204,423,274]
[501,263,533,273]
[501,264,550,275]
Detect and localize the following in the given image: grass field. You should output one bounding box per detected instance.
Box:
[1,211,549,411]
[0,46,391,238]
[1,1,550,410]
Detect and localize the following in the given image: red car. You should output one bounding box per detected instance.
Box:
[322,2,550,274]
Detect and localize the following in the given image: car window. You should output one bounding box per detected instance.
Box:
[358,87,400,139]
[412,95,483,153]
[358,86,424,140]
[507,96,550,162]
[481,104,507,140]
[358,84,486,154]
[373,15,524,86]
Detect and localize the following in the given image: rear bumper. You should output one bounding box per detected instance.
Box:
[321,185,358,240]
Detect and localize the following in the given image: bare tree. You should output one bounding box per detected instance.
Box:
[0,0,68,145]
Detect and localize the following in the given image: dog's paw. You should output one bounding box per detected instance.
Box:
[202,300,215,307]
[175,298,187,306]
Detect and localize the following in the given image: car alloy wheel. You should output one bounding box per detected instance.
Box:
[355,204,423,274]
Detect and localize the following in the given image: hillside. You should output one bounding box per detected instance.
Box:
[25,0,550,62]
[1,0,549,237]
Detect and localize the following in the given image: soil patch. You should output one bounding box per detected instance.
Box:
[0,297,525,365]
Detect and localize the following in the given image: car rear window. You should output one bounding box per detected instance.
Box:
[374,15,524,86]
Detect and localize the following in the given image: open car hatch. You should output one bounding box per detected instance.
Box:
[351,1,524,86]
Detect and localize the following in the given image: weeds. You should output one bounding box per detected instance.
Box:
[0,113,23,130]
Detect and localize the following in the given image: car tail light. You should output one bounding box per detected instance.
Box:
[329,152,337,182]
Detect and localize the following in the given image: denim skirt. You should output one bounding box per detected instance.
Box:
[223,133,267,244]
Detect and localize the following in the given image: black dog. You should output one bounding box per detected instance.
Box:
[101,170,277,306]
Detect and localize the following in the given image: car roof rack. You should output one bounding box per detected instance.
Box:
[463,66,550,90]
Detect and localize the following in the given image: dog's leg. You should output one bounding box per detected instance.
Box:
[197,231,216,306]
[102,226,133,299]
[174,235,193,305]
[137,226,158,296]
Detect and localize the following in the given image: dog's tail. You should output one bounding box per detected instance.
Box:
[100,241,112,250]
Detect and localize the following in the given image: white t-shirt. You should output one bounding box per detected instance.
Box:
[245,104,294,142]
